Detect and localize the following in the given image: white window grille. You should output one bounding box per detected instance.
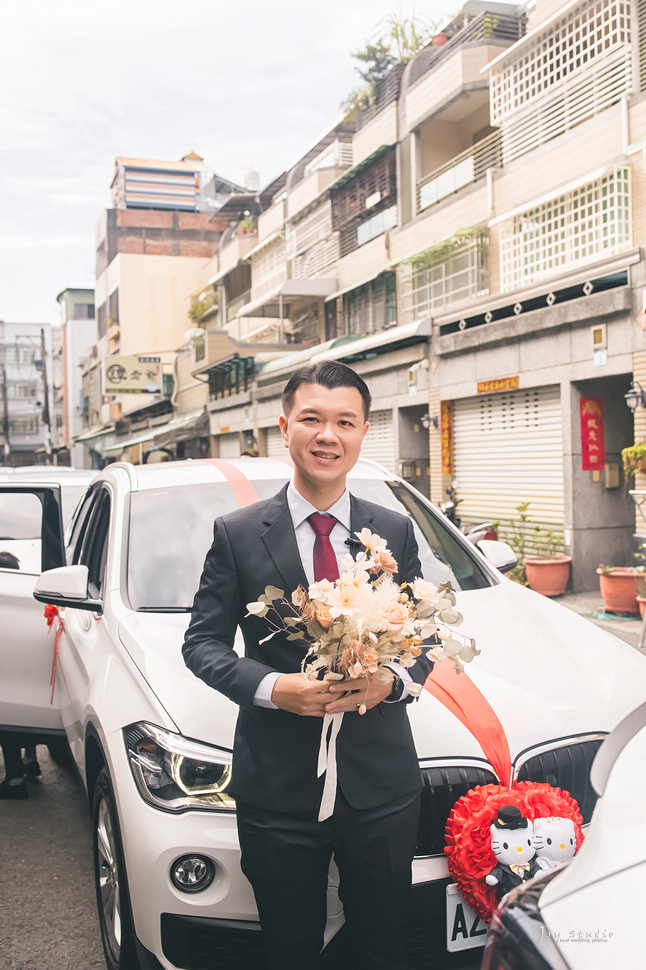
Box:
[399,233,489,323]
[7,381,38,398]
[287,203,339,278]
[490,0,632,126]
[500,45,632,164]
[304,141,353,177]
[250,238,287,301]
[499,166,631,290]
[9,416,39,434]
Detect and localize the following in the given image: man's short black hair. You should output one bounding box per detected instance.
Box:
[282,361,371,421]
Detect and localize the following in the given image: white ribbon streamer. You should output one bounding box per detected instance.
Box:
[316,711,344,821]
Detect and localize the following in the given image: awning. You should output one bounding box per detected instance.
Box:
[327,144,395,191]
[238,279,337,319]
[74,423,116,443]
[102,409,207,455]
[311,318,431,363]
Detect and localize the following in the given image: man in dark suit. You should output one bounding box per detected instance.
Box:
[183,361,434,970]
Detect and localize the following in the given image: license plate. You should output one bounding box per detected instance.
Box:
[446,883,488,952]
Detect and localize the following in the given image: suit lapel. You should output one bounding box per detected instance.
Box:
[349,493,376,539]
[260,484,309,594]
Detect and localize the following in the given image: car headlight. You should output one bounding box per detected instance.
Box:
[124,722,235,813]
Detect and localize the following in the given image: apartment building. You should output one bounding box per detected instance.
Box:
[0,320,56,465]
[179,0,646,590]
[77,155,246,464]
[54,288,97,467]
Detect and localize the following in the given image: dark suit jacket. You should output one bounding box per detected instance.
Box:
[182,484,434,813]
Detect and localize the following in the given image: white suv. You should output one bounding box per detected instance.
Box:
[2,458,645,970]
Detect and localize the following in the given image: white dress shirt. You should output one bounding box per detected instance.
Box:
[253,482,410,707]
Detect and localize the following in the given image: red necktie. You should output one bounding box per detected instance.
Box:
[307,513,339,582]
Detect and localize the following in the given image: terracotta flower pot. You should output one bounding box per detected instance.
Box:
[597,568,641,614]
[524,556,572,597]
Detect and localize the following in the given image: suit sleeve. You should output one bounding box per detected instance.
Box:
[398,516,435,691]
[182,517,278,710]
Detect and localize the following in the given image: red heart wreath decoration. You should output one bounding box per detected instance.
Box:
[444,781,584,922]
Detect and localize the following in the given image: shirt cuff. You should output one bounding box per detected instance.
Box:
[253,671,282,709]
[383,664,412,703]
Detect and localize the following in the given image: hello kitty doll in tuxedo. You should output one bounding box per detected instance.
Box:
[485,805,541,901]
[533,817,577,871]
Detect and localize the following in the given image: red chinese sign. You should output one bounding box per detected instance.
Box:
[441,401,453,475]
[580,397,605,470]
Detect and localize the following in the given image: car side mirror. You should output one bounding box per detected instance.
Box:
[476,539,518,574]
[33,564,103,614]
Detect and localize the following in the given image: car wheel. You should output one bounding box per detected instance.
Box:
[92,767,139,970]
[47,736,72,766]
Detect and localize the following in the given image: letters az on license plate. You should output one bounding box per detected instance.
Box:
[446,883,488,952]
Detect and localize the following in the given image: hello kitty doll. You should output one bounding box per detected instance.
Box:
[485,804,541,900]
[533,817,577,871]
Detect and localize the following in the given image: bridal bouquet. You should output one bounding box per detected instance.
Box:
[246,528,479,702]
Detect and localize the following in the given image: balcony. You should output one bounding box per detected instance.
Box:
[404,11,525,132]
[417,130,502,213]
[399,231,489,324]
[218,228,258,276]
[287,168,348,220]
[497,166,632,292]
[258,198,286,243]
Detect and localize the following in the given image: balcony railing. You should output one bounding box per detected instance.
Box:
[417,130,502,213]
[399,231,489,323]
[407,11,526,89]
[226,290,251,323]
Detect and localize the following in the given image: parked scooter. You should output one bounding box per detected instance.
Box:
[440,486,498,545]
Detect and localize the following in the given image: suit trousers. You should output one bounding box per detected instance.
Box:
[237,789,421,970]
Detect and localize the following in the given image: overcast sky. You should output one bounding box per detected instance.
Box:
[0,0,457,326]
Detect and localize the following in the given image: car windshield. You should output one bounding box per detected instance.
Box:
[126,479,492,611]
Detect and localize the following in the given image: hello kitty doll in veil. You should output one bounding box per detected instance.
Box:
[533,816,577,871]
[485,804,541,901]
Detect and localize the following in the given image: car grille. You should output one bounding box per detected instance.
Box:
[416,764,498,856]
[515,735,605,824]
[415,736,605,857]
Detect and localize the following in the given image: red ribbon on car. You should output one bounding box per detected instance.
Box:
[44,604,66,705]
[424,658,513,787]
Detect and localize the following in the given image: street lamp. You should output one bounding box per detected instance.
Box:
[624,381,646,411]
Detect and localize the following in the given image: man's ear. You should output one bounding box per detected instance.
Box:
[362,421,370,440]
[279,414,289,446]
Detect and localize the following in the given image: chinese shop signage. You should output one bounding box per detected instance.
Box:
[441,401,453,475]
[477,376,519,394]
[580,397,606,470]
[104,356,162,394]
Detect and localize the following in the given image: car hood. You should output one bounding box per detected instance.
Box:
[117,580,646,766]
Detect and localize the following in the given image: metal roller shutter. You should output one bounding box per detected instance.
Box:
[218,433,241,459]
[266,426,285,457]
[452,386,563,535]
[360,409,396,474]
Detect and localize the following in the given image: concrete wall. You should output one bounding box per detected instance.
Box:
[568,375,635,589]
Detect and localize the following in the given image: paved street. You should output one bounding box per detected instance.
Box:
[0,747,105,970]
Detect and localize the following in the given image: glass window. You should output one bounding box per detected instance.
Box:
[126,477,491,611]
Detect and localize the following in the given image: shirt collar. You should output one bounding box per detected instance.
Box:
[286,481,351,531]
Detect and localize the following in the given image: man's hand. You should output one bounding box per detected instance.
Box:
[324,670,394,715]
[271,673,336,717]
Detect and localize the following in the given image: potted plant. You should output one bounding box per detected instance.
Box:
[524,530,572,597]
[621,443,646,477]
[597,564,645,614]
[237,214,258,236]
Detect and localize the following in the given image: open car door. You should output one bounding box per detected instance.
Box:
[0,483,66,736]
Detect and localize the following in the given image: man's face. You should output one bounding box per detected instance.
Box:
[279,383,369,500]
